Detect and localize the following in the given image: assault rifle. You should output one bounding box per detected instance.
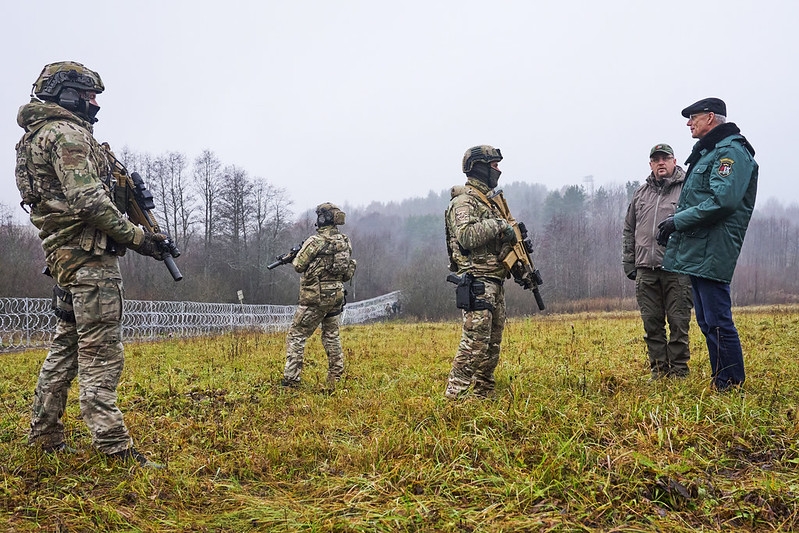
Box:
[267,243,302,270]
[488,189,545,310]
[104,145,182,281]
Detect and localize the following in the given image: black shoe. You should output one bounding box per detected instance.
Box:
[281,378,300,388]
[43,442,76,454]
[108,448,164,469]
[712,382,744,394]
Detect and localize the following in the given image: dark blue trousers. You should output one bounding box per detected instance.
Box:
[690,276,745,389]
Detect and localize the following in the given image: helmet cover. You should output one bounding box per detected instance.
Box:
[33,61,104,100]
[462,145,503,174]
[316,202,346,226]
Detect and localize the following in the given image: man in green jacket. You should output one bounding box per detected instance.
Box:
[657,97,758,391]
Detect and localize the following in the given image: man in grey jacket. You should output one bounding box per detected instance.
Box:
[623,144,693,379]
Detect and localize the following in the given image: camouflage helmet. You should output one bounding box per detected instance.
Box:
[32,61,104,100]
[316,202,346,226]
[462,145,503,174]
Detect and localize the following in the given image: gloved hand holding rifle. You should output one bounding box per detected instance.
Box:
[489,190,545,310]
[267,243,303,270]
[103,144,182,281]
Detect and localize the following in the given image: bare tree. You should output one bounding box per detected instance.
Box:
[217,165,254,252]
[0,203,51,297]
[586,185,629,302]
[153,151,195,247]
[193,149,222,250]
[539,185,589,302]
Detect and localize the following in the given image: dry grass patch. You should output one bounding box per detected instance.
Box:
[2,309,799,531]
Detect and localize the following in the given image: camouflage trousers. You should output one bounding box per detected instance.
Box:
[28,251,133,454]
[446,279,506,399]
[635,268,693,378]
[283,302,345,385]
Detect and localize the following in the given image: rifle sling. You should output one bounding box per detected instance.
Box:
[465,185,511,221]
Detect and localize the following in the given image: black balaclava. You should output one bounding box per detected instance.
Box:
[56,88,100,123]
[468,161,501,189]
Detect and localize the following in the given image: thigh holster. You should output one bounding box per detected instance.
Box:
[51,284,76,323]
[455,273,495,313]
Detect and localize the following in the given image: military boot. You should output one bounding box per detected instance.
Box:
[280,377,300,388]
[108,447,164,469]
[43,442,77,454]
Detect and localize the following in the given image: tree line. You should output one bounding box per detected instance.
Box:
[2,147,798,320]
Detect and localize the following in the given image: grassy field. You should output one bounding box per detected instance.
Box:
[2,308,799,532]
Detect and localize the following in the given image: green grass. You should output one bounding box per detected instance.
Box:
[2,308,799,531]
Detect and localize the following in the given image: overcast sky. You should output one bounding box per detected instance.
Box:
[2,0,797,222]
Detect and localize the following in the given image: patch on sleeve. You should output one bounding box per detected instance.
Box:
[454,206,470,224]
[717,158,734,177]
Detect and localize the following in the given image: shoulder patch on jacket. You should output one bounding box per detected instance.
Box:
[454,206,470,224]
[718,158,734,177]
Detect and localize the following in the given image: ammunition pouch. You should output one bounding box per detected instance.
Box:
[454,273,494,313]
[325,289,347,318]
[51,284,76,323]
[341,259,357,282]
[15,121,50,212]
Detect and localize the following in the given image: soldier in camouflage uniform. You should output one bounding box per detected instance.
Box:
[444,145,517,399]
[282,203,356,389]
[15,61,167,468]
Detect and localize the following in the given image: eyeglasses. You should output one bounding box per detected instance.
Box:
[650,154,673,162]
[688,112,709,122]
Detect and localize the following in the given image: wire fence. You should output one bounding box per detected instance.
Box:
[0,291,401,353]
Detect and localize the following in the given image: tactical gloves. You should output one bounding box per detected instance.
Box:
[499,222,517,245]
[656,216,676,247]
[134,232,168,260]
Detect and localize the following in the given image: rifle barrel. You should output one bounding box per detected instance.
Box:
[533,287,545,311]
[165,256,183,281]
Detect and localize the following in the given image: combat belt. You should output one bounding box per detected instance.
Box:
[447,273,495,313]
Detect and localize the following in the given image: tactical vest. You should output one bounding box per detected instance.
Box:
[310,233,355,282]
[445,184,508,280]
[16,119,124,257]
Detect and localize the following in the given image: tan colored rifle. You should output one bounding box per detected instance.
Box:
[487,189,545,310]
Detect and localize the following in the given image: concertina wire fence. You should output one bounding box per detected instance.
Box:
[0,291,402,354]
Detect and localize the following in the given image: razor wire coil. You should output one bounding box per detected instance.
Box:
[0,291,401,353]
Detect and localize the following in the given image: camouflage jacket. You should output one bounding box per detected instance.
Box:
[293,225,355,288]
[445,178,508,280]
[15,100,144,260]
